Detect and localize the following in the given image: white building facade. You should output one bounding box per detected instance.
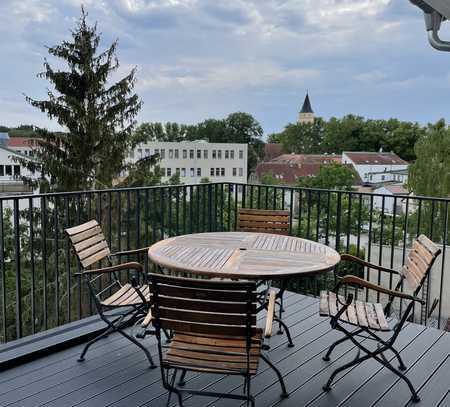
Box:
[128,141,248,184]
[342,151,408,185]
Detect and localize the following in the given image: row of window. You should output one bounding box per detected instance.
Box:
[160,167,244,178]
[0,165,21,177]
[133,148,244,160]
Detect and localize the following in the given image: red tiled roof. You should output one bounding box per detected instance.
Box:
[384,184,408,195]
[271,154,342,165]
[256,162,321,184]
[264,143,283,161]
[344,152,407,165]
[7,137,36,148]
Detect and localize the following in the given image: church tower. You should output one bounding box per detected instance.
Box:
[298,92,314,124]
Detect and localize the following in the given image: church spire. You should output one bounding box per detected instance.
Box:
[298,92,315,124]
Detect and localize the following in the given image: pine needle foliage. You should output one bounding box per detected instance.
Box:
[19,7,142,192]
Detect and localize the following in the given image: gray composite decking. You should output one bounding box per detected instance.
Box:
[0,291,449,407]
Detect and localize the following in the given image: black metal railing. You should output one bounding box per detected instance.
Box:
[0,182,448,344]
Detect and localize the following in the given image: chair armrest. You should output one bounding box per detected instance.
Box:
[264,290,276,338]
[338,275,424,304]
[81,261,144,275]
[111,247,150,257]
[341,254,400,275]
[141,309,153,328]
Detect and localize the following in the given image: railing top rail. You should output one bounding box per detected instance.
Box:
[0,181,448,204]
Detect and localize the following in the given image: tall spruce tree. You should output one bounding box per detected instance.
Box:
[20,8,141,192]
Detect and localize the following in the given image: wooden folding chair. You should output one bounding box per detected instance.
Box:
[147,273,289,407]
[65,220,155,367]
[237,208,293,344]
[319,234,441,402]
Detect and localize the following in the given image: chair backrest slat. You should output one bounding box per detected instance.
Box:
[401,234,440,292]
[65,220,110,269]
[237,208,290,235]
[149,273,257,337]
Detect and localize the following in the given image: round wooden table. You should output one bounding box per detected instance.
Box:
[148,231,340,280]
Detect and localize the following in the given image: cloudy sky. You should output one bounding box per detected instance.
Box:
[0,0,449,136]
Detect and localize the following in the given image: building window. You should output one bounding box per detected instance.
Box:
[13,166,20,176]
[221,168,225,176]
[232,168,237,176]
[138,149,143,158]
[212,150,216,159]
[183,149,187,159]
[176,168,180,175]
[155,148,159,156]
[210,168,214,176]
[197,168,201,177]
[230,150,234,159]
[225,150,229,159]
[0,166,3,176]
[218,150,222,159]
[197,149,201,159]
[181,168,186,177]
[161,149,165,159]
[160,167,165,177]
[239,150,243,159]
[169,149,173,159]
[145,149,150,157]
[190,167,195,177]
[381,175,385,181]
[239,168,243,177]
[174,149,179,159]
[204,150,208,159]
[189,149,194,159]
[167,168,172,177]
[216,168,220,176]
[5,165,12,176]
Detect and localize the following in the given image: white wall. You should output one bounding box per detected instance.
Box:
[342,153,408,185]
[128,141,248,184]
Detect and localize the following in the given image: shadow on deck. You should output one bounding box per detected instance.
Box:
[0,291,449,407]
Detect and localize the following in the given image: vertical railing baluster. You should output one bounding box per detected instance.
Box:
[41,196,48,329]
[0,200,5,342]
[64,196,71,323]
[54,197,60,326]
[289,189,294,236]
[377,196,385,303]
[316,191,321,242]
[29,197,36,334]
[76,194,82,319]
[366,195,374,302]
[389,197,397,290]
[13,199,22,339]
[437,201,448,328]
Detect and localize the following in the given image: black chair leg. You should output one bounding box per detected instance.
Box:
[117,328,156,368]
[373,355,420,402]
[323,352,372,391]
[274,316,294,347]
[261,354,289,398]
[78,325,114,362]
[379,344,407,371]
[178,369,187,386]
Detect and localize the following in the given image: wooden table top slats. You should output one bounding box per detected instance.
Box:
[148,232,340,280]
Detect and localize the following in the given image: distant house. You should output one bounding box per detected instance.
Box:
[255,154,350,185]
[373,183,409,214]
[0,144,38,195]
[342,151,408,186]
[7,137,37,157]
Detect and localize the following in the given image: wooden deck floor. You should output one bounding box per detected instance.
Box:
[0,292,449,407]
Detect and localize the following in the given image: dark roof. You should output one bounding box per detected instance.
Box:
[300,93,313,114]
[271,154,341,165]
[344,151,408,165]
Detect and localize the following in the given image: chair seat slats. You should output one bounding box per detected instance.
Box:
[101,284,151,307]
[319,291,390,331]
[164,331,262,375]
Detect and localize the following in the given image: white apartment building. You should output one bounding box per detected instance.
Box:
[342,151,408,185]
[128,141,248,184]
[0,145,37,195]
